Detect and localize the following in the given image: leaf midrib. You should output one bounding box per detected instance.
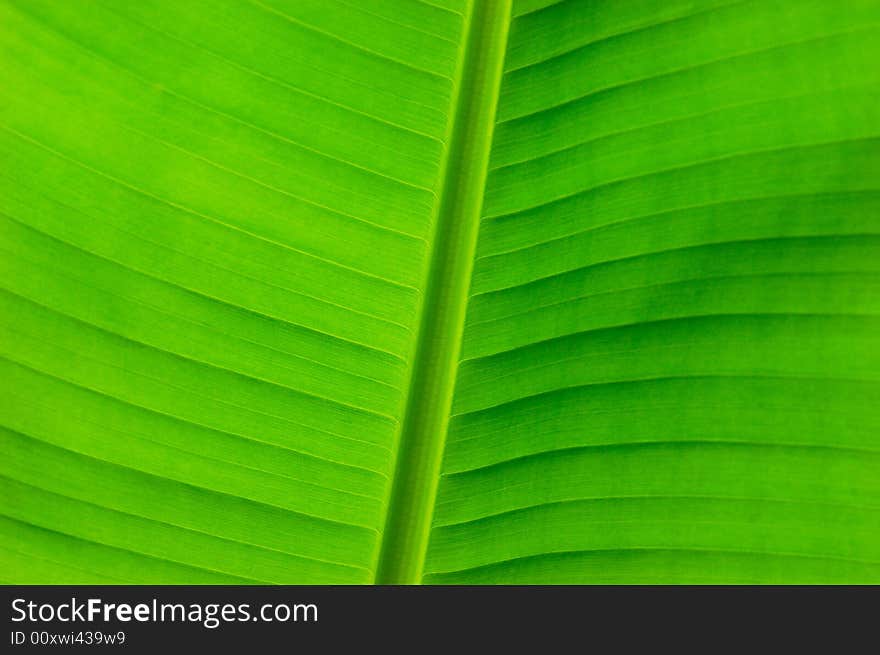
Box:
[374,0,512,584]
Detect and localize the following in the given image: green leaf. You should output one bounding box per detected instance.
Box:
[1,0,878,584]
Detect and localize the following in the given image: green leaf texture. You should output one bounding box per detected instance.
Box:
[2,0,879,584]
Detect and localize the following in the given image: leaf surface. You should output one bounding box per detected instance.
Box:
[1,0,878,584]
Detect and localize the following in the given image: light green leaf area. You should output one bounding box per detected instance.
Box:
[0,0,466,584]
[1,0,879,585]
